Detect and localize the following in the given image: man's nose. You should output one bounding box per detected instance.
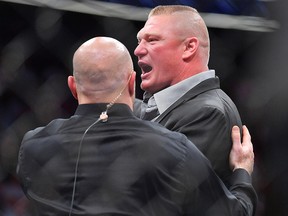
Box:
[134,41,146,57]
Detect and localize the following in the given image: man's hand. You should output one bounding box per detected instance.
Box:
[230,125,254,175]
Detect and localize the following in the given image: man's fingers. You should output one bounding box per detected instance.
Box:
[230,125,254,175]
[231,125,241,148]
[242,125,252,149]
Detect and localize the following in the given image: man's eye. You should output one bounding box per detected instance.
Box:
[148,38,157,42]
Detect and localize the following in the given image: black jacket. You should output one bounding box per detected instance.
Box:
[134,77,242,185]
[17,103,256,215]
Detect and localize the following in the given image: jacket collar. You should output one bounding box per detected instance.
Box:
[155,77,220,123]
[75,103,134,118]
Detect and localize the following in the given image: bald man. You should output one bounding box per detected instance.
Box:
[17,37,256,215]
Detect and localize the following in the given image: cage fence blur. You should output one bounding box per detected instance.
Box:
[0,0,287,215]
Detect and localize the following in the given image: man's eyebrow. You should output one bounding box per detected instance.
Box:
[136,31,144,39]
[138,32,157,39]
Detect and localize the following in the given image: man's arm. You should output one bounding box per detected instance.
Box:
[180,125,257,216]
[228,125,257,216]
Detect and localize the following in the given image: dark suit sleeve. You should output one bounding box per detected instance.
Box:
[16,131,38,194]
[181,140,257,216]
[228,169,257,216]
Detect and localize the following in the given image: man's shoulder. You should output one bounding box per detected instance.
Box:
[133,120,199,165]
[131,117,182,140]
[177,86,235,111]
[22,117,70,142]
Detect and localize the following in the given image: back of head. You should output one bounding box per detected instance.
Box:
[72,37,134,103]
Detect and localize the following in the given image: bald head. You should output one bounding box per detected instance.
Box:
[69,37,135,106]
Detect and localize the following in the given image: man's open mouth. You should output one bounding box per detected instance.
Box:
[138,62,152,73]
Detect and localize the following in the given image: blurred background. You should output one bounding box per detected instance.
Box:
[0,0,287,215]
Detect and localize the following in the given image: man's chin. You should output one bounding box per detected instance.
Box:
[140,82,151,93]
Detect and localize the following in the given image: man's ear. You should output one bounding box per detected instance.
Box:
[182,37,198,60]
[67,75,78,100]
[128,71,136,97]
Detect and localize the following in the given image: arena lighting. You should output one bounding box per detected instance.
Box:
[0,0,279,32]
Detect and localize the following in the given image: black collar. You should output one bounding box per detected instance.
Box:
[74,103,134,118]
